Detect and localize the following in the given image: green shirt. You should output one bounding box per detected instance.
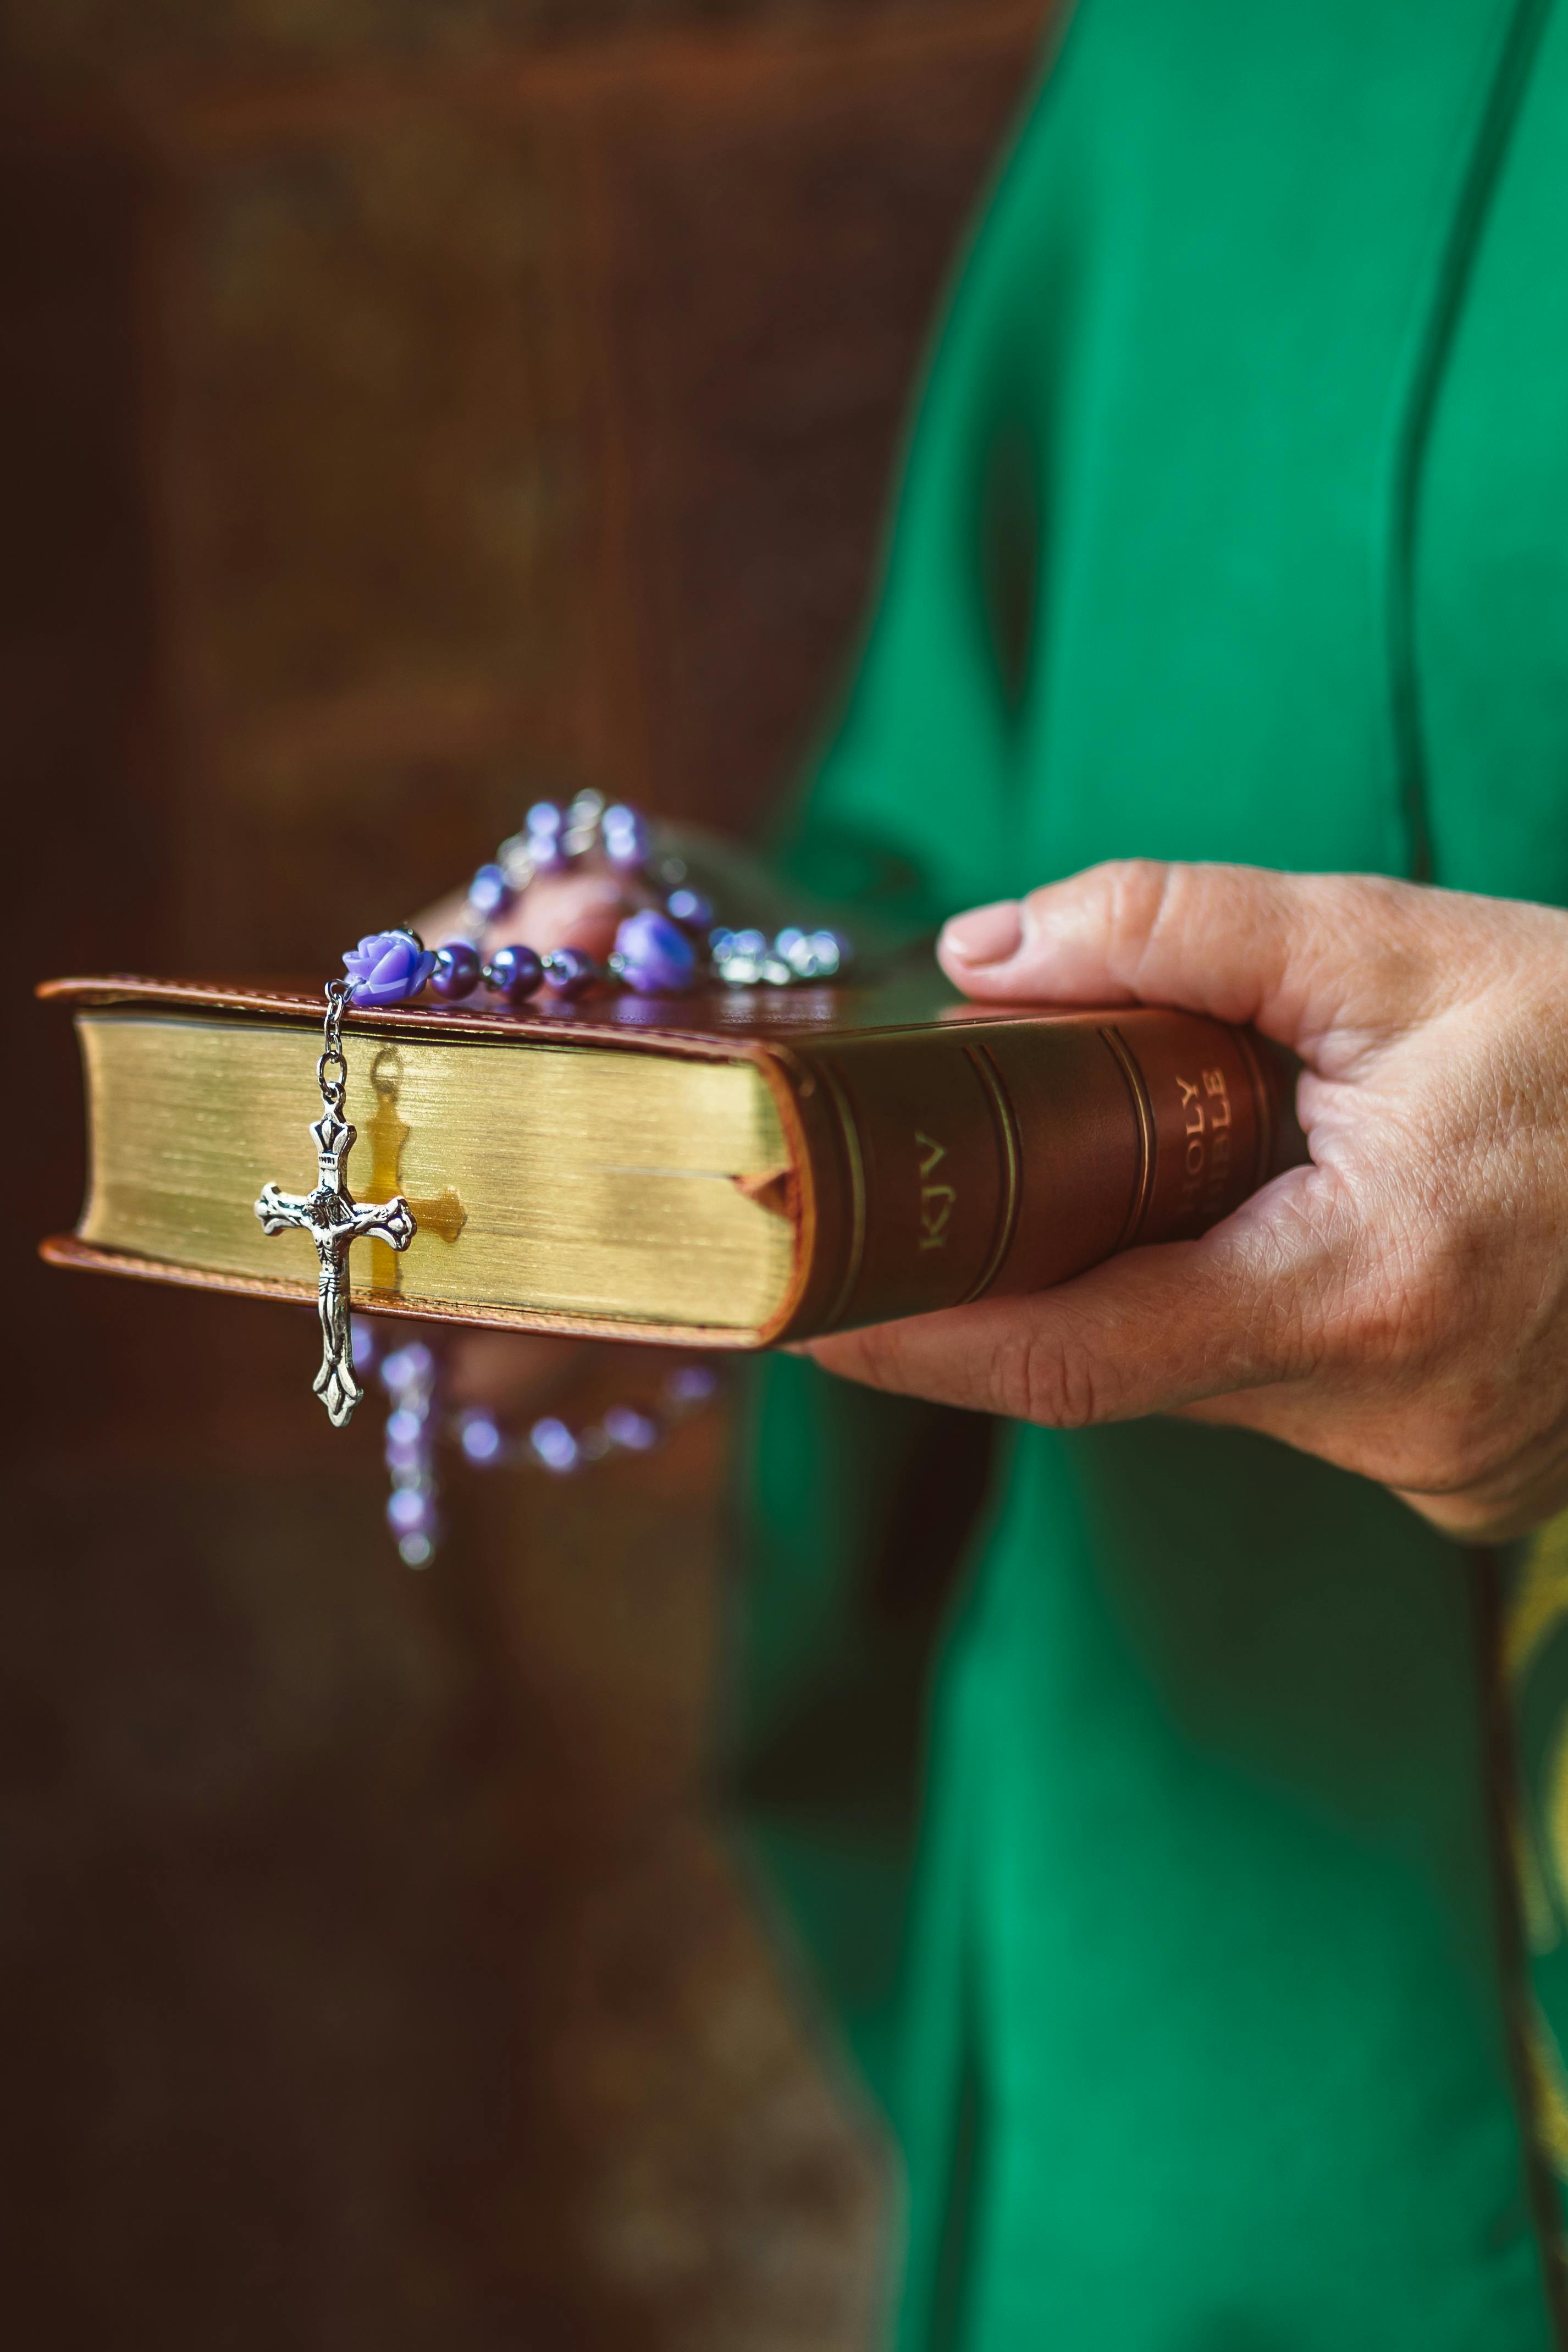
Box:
[732,2,1568,2345]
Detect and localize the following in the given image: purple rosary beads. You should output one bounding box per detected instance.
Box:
[341,790,851,1012]
[352,1318,719,1570]
[275,789,842,1456]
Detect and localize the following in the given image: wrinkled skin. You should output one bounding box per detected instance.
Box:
[802,860,1568,1544]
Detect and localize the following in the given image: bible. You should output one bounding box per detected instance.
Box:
[39,971,1305,1348]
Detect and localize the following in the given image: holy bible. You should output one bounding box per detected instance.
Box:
[40,973,1304,1348]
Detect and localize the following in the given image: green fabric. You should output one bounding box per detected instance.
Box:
[731,2,1568,2345]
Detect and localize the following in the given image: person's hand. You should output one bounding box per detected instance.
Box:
[801,860,1568,1543]
[413,863,637,972]
[413,823,901,980]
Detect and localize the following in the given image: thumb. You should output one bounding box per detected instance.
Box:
[803,1177,1330,1430]
[937,859,1443,1057]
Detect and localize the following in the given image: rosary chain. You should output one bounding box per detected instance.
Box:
[317,976,350,1108]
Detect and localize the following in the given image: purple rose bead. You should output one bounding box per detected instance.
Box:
[614,908,697,994]
[485,943,544,1003]
[430,941,483,1000]
[342,929,435,1007]
[541,947,599,1000]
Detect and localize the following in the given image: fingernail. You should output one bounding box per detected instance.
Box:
[941,900,1023,967]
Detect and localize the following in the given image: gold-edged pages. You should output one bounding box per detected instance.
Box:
[77,1014,796,1334]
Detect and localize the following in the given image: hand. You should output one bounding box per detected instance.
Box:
[413,863,637,971]
[802,860,1568,1543]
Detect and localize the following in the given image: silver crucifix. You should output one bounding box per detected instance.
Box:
[255,980,417,1427]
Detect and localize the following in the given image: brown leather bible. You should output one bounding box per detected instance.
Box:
[39,971,1306,1348]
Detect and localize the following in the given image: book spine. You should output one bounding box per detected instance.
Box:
[775,1009,1304,1339]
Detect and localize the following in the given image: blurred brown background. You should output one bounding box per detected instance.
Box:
[3,4,1044,2344]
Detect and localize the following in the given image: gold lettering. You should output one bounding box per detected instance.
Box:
[1176,1073,1205,1142]
[1177,1072,1208,1209]
[915,1130,946,1179]
[919,1183,957,1250]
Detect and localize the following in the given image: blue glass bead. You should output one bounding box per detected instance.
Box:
[431,940,483,1000]
[603,1404,659,1451]
[468,861,513,920]
[530,1416,579,1472]
[485,943,544,1003]
[387,1487,434,1536]
[526,802,567,870]
[458,1411,503,1464]
[603,803,650,868]
[665,887,713,933]
[541,947,599,999]
[614,909,697,994]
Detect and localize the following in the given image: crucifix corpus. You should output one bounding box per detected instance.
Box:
[255,981,417,1427]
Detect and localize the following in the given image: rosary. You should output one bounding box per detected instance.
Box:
[252,792,849,1563]
[353,1318,721,1569]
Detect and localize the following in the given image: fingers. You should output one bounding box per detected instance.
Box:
[937,860,1448,1056]
[504,871,629,960]
[802,1175,1329,1427]
[411,873,636,964]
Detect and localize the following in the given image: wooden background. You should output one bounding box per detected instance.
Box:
[3,4,1045,2343]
